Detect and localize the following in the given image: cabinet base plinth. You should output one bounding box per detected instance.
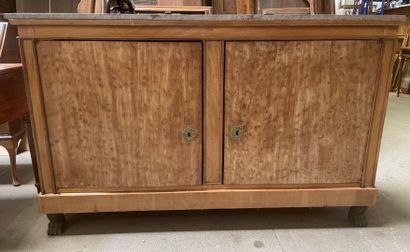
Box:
[38,187,378,214]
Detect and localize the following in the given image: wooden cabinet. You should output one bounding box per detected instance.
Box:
[36,41,203,189]
[5,13,404,234]
[224,41,380,185]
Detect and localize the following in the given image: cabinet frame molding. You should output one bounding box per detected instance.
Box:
[38,187,378,214]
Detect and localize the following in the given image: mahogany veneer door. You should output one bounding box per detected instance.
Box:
[36,41,202,190]
[224,41,382,185]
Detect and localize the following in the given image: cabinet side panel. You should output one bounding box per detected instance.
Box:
[21,39,56,193]
[36,41,203,189]
[224,40,381,185]
[364,39,396,187]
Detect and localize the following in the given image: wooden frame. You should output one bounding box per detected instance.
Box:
[5,14,403,218]
[262,7,312,15]
[203,41,223,184]
[0,22,7,58]
[134,5,212,14]
[39,187,378,214]
[257,0,315,15]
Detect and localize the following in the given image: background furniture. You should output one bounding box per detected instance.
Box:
[392,47,410,97]
[0,117,25,186]
[212,0,333,14]
[0,23,6,56]
[0,24,25,126]
[0,64,26,186]
[0,1,21,63]
[77,0,333,14]
[390,34,408,95]
[6,13,402,235]
[78,0,210,13]
[157,0,204,5]
[134,5,212,14]
[16,0,80,13]
[257,0,315,14]
[385,5,410,95]
[0,2,40,189]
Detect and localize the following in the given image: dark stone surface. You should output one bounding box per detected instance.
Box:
[2,13,406,23]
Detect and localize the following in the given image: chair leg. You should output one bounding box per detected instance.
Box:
[5,141,20,187]
[390,54,400,92]
[396,55,405,97]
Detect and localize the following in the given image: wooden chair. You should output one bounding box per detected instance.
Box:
[393,48,410,97]
[390,34,410,97]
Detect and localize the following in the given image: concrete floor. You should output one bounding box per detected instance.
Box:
[0,93,410,252]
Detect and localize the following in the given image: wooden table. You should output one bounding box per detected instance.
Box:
[0,63,40,189]
[0,64,26,186]
[0,64,26,125]
[5,13,404,235]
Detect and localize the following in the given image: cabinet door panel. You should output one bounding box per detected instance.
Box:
[37,41,202,189]
[224,41,381,185]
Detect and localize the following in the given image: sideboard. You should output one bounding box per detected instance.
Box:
[5,13,404,235]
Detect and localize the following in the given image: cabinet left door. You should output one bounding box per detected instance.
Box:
[36,41,203,190]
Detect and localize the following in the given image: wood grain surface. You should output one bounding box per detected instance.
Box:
[257,0,310,9]
[224,40,382,185]
[21,40,55,193]
[204,41,224,184]
[364,40,396,186]
[36,41,202,189]
[38,187,378,213]
[236,0,255,14]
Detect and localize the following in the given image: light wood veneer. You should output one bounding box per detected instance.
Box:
[5,14,403,215]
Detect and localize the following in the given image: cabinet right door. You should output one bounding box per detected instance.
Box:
[224,41,382,185]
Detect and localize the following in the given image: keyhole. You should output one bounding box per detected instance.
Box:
[232,126,244,140]
[183,128,196,142]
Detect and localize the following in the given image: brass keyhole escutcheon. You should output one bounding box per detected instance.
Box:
[231,126,244,140]
[183,127,196,142]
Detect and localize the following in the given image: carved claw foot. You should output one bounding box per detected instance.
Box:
[47,214,66,236]
[348,206,368,227]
